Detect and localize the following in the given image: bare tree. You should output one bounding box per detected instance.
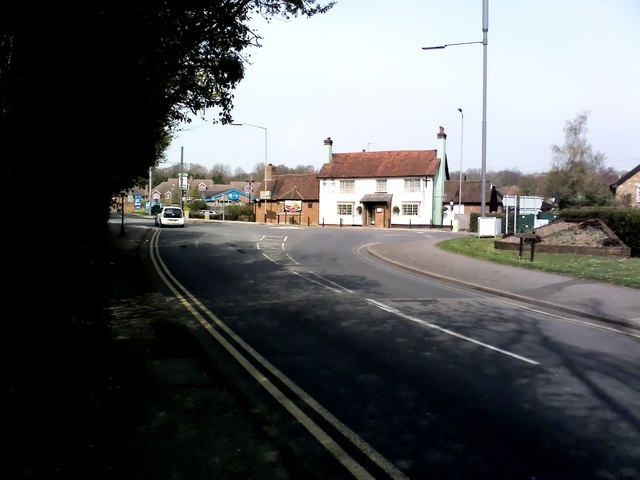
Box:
[544,112,612,208]
[209,163,232,184]
[518,175,543,196]
[232,166,248,180]
[463,168,482,181]
[492,168,522,187]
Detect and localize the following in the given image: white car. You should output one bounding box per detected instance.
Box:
[155,206,185,228]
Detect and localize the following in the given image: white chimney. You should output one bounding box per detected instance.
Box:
[323,137,333,164]
[436,126,446,162]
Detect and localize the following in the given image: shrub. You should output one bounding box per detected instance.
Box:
[188,199,207,211]
[470,213,479,232]
[224,204,254,221]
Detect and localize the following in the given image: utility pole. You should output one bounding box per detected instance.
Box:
[148,166,152,216]
[180,146,184,211]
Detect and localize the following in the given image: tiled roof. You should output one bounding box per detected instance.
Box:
[202,184,233,196]
[444,180,501,204]
[318,150,439,178]
[230,180,262,192]
[270,174,319,201]
[499,185,521,196]
[610,163,640,189]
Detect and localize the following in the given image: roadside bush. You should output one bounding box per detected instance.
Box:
[224,204,254,221]
[188,199,207,211]
[470,213,479,232]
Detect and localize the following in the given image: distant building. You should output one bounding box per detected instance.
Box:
[317,127,449,228]
[610,164,640,208]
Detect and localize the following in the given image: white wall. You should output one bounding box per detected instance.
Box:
[319,177,434,226]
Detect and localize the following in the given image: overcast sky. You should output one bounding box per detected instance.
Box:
[163,0,640,179]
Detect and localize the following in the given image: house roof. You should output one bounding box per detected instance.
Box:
[610,163,640,190]
[499,185,521,196]
[230,180,261,192]
[318,150,440,179]
[269,173,319,201]
[202,184,232,196]
[444,180,501,204]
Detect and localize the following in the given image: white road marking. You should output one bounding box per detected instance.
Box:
[309,271,354,294]
[365,298,540,366]
[285,253,300,265]
[289,270,345,294]
[262,252,278,264]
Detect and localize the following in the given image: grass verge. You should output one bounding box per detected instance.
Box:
[437,236,640,290]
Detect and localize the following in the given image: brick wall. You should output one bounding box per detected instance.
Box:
[615,170,640,208]
[494,239,631,258]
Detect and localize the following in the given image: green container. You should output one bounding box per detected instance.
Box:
[517,214,535,232]
[538,211,559,221]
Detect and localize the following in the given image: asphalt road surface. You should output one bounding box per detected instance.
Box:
[144,219,640,479]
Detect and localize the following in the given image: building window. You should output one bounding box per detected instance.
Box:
[404,178,421,192]
[323,180,336,193]
[340,179,355,193]
[636,184,640,203]
[376,179,387,192]
[337,203,353,215]
[402,202,419,216]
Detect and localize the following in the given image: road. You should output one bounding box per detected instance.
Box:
[141,219,640,479]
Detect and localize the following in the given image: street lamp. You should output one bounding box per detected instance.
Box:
[179,146,185,211]
[232,123,268,222]
[423,0,488,217]
[458,108,464,229]
[148,166,153,216]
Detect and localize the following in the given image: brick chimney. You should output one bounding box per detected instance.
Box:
[265,163,274,182]
[323,137,333,164]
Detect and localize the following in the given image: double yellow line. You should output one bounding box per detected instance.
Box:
[149,229,409,480]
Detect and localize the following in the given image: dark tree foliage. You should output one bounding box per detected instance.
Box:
[2,1,333,212]
[1,0,333,250]
[1,4,335,458]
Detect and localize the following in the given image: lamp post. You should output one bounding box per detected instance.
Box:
[481,0,488,218]
[148,166,153,216]
[423,0,488,217]
[180,146,185,211]
[458,108,464,229]
[232,123,268,222]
